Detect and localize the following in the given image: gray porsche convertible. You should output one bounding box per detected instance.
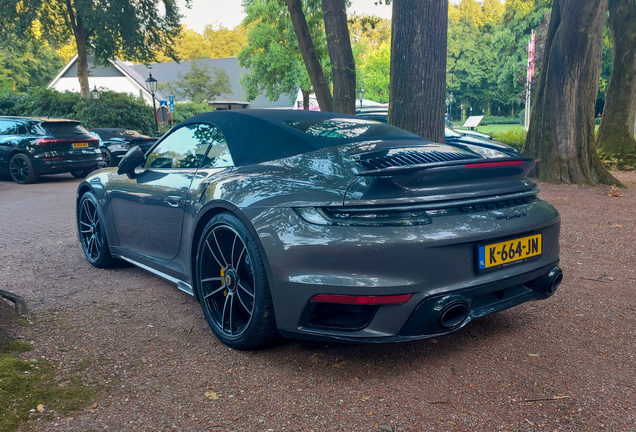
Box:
[76,110,562,349]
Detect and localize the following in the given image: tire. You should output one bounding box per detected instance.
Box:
[9,153,39,184]
[77,191,115,268]
[195,213,277,349]
[70,170,91,179]
[99,149,113,168]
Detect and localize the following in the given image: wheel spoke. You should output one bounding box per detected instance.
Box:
[95,234,102,249]
[80,221,91,228]
[201,276,223,284]
[236,289,252,316]
[237,281,254,298]
[212,229,228,268]
[203,284,226,300]
[231,233,238,267]
[228,294,234,335]
[84,201,94,223]
[206,240,225,270]
[235,246,246,270]
[221,293,231,333]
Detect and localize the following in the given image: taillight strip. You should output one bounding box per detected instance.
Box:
[465,160,525,169]
[310,293,413,305]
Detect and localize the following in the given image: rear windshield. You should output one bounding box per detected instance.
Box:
[284,118,416,140]
[43,122,93,139]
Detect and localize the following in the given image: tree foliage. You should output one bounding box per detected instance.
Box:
[159,63,231,104]
[238,0,331,105]
[0,0,188,97]
[154,25,248,62]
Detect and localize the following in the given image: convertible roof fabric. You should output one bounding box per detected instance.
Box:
[180,110,424,166]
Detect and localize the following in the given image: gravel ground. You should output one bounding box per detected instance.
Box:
[1,172,635,432]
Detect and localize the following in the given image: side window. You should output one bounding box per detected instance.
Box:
[0,120,16,135]
[144,123,217,169]
[16,123,28,135]
[200,130,234,168]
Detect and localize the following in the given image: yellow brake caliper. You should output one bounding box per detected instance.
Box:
[220,268,228,297]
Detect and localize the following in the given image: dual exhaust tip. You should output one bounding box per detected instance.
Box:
[438,266,563,329]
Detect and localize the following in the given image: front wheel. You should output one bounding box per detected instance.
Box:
[9,153,39,184]
[195,213,277,349]
[77,192,114,268]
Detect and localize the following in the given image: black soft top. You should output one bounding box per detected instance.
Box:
[179,110,425,166]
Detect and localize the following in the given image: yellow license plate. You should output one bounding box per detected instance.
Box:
[72,142,89,148]
[478,234,542,271]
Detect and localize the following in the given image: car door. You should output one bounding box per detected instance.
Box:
[0,119,17,173]
[109,123,219,260]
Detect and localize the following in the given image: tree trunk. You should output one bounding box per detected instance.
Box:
[287,0,334,112]
[301,88,310,110]
[388,0,448,143]
[322,0,356,114]
[596,0,636,155]
[65,0,90,98]
[523,0,618,185]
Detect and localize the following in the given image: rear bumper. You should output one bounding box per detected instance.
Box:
[249,199,562,343]
[279,262,561,343]
[33,151,102,174]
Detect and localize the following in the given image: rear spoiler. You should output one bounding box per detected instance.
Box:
[354,157,537,177]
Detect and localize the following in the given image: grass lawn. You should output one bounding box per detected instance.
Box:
[455,124,525,134]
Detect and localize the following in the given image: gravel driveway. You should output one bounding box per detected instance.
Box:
[1,172,635,432]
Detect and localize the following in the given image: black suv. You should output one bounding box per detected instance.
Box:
[0,117,101,184]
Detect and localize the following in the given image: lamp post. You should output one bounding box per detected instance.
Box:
[91,86,100,127]
[470,106,473,117]
[449,92,454,124]
[358,87,365,110]
[145,72,159,136]
[460,103,464,124]
[498,105,501,118]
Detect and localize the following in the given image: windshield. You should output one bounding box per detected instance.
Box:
[445,127,462,138]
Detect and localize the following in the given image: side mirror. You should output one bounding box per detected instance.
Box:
[117,146,145,176]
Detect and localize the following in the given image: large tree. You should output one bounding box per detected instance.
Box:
[524,0,617,185]
[596,0,636,155]
[159,63,231,104]
[322,0,356,114]
[388,0,448,143]
[0,0,186,98]
[287,0,334,111]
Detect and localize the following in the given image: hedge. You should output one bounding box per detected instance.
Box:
[0,88,211,136]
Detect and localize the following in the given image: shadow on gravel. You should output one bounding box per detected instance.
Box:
[240,310,525,377]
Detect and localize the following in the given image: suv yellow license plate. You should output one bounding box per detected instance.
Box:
[478,234,542,271]
[72,142,89,148]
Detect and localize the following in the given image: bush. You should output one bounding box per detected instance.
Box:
[171,102,214,124]
[0,88,158,135]
[491,130,527,152]
[480,115,522,126]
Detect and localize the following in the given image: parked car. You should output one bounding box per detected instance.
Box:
[0,116,101,184]
[356,107,519,157]
[76,110,562,349]
[454,128,494,141]
[89,128,157,168]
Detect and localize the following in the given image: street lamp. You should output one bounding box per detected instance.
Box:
[498,105,501,118]
[449,92,454,124]
[91,86,100,127]
[460,103,464,123]
[145,72,159,136]
[470,106,473,117]
[358,87,365,110]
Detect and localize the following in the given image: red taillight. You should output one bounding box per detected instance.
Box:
[43,157,64,161]
[310,293,413,305]
[36,138,65,146]
[465,160,524,169]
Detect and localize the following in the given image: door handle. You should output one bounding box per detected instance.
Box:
[164,196,181,207]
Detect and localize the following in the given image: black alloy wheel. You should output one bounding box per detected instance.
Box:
[78,192,114,268]
[9,153,39,184]
[196,213,277,349]
[99,149,112,168]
